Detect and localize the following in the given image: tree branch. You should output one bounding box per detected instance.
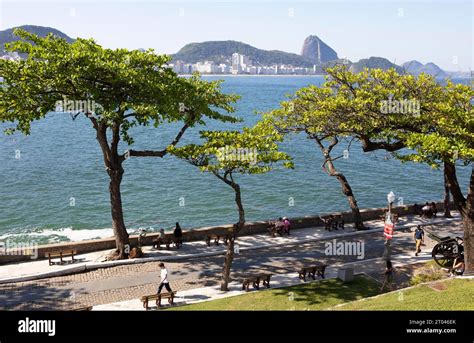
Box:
[127,122,190,158]
[359,135,405,152]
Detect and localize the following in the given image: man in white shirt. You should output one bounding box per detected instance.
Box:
[157,262,172,294]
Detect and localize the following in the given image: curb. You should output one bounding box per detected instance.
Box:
[0,217,459,284]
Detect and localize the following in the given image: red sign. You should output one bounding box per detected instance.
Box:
[384,219,394,239]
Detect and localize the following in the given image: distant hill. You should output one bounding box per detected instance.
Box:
[402,60,447,77]
[301,35,338,64]
[401,60,424,74]
[172,40,316,67]
[0,25,74,54]
[349,57,403,73]
[2,25,456,77]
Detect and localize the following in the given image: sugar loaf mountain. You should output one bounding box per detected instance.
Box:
[0,25,460,77]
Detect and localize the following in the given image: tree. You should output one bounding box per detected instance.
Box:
[395,81,473,273]
[0,29,239,259]
[264,84,367,229]
[307,66,473,273]
[169,123,293,291]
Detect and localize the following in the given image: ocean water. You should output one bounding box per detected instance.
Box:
[0,76,471,244]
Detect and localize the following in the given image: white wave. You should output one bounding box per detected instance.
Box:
[0,227,123,242]
[0,225,166,242]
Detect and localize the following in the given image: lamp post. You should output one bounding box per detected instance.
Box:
[387,191,395,216]
[384,191,396,261]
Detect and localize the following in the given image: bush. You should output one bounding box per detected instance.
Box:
[410,266,445,286]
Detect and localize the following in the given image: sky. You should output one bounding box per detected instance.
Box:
[0,0,472,71]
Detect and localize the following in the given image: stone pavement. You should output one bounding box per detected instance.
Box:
[93,251,434,311]
[0,212,462,284]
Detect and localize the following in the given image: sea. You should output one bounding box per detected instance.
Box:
[0,75,471,245]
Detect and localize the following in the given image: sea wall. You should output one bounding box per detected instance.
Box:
[0,201,448,264]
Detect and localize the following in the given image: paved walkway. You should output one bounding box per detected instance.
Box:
[0,212,462,284]
[0,213,463,310]
[93,252,434,311]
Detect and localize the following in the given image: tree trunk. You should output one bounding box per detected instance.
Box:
[220,183,245,291]
[444,161,473,275]
[220,239,235,292]
[107,164,130,260]
[94,122,130,260]
[463,169,474,275]
[443,162,452,217]
[323,153,365,230]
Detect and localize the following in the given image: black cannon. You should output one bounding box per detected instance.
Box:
[428,232,464,268]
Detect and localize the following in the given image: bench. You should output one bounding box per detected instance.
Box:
[242,273,272,292]
[140,292,177,310]
[268,223,290,237]
[320,217,336,231]
[268,225,282,237]
[298,264,326,281]
[46,250,77,266]
[205,234,221,247]
[152,237,176,250]
[205,234,233,247]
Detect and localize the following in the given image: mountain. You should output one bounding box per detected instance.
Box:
[2,25,454,77]
[172,40,316,67]
[0,25,74,54]
[349,57,403,73]
[401,60,424,74]
[402,60,447,77]
[300,35,338,64]
[402,61,448,77]
[420,63,447,77]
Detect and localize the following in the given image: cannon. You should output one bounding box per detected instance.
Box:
[428,232,464,268]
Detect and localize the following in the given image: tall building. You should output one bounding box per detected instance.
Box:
[231,52,252,74]
[231,53,242,74]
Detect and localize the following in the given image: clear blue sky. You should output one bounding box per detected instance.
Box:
[1,0,472,71]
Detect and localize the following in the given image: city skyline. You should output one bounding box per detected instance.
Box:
[1,0,472,71]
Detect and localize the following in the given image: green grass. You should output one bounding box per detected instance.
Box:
[168,275,382,311]
[332,278,474,311]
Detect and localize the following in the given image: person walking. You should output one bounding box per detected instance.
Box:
[157,262,172,294]
[414,225,425,256]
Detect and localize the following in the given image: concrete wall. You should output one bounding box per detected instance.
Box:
[0,201,448,264]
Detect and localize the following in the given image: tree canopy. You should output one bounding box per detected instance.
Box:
[0,28,240,140]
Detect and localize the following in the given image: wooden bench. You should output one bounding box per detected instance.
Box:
[298,264,326,281]
[152,237,173,250]
[205,234,221,247]
[141,292,177,310]
[242,273,272,292]
[205,234,233,247]
[268,223,291,237]
[46,250,77,266]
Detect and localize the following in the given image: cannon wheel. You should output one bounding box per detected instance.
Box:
[431,240,461,268]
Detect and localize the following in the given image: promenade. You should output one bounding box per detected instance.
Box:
[0,213,463,310]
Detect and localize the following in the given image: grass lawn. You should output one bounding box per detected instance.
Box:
[168,275,382,311]
[332,278,474,311]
